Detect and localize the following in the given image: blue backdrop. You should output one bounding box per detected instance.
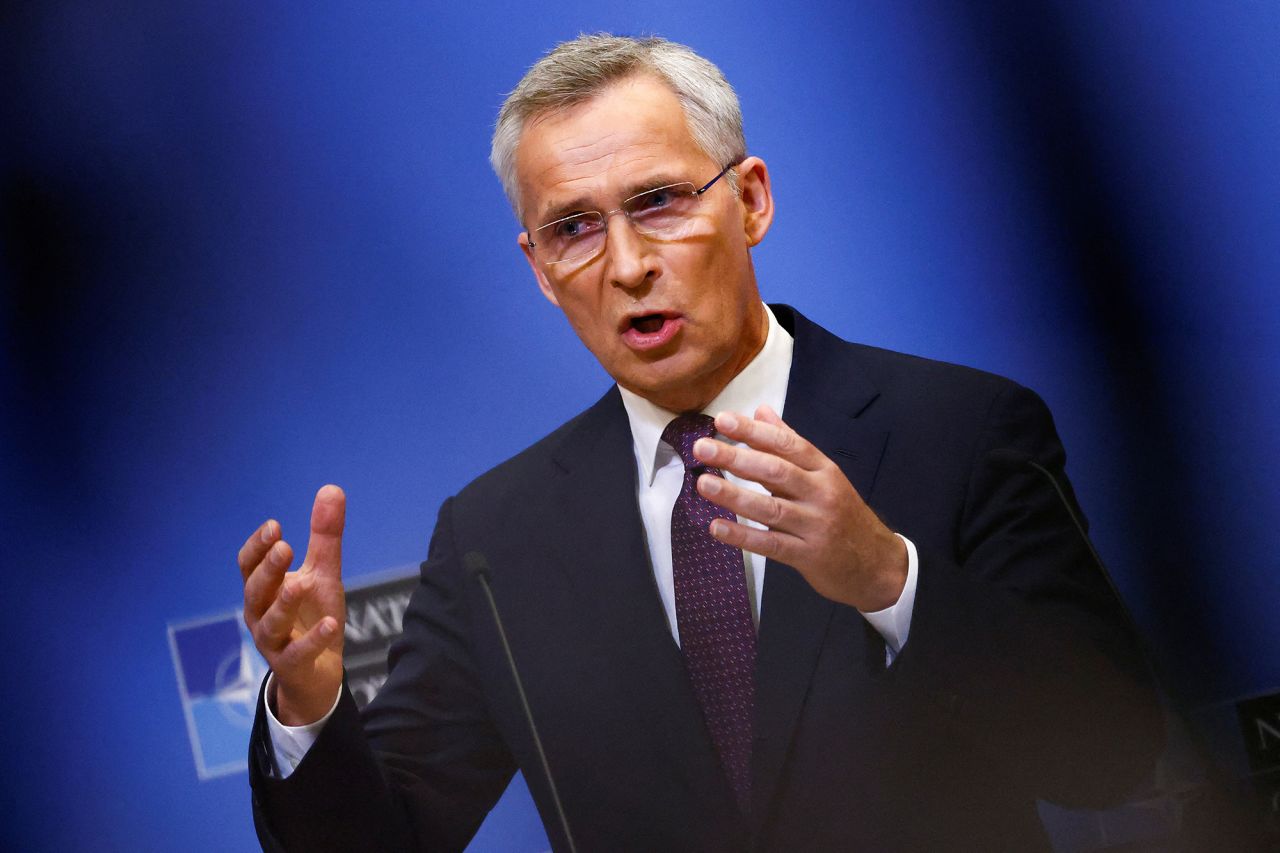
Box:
[3,2,1277,850]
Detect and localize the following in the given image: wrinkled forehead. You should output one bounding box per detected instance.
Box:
[513,76,704,222]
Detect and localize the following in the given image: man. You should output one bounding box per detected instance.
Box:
[240,34,1162,851]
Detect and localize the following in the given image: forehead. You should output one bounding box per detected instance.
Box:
[514,76,714,222]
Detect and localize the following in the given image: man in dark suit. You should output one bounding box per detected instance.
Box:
[239,35,1161,851]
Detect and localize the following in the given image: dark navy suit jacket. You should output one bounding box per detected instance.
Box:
[250,306,1162,852]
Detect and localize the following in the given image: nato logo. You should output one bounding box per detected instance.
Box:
[168,612,269,780]
[169,566,419,780]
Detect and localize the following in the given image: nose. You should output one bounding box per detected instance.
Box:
[602,210,659,292]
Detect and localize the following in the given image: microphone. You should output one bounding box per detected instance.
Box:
[987,448,1269,846]
[464,551,578,853]
[986,449,1113,594]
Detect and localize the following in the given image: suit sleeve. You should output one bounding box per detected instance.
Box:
[248,497,516,852]
[886,381,1164,808]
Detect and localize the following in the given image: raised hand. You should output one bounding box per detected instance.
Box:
[691,405,908,612]
[238,484,348,725]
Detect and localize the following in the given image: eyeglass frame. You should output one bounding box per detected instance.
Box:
[525,161,739,266]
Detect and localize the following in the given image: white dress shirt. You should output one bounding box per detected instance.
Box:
[266,304,919,777]
[617,304,918,649]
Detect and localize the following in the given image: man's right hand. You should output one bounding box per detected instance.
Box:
[239,484,348,726]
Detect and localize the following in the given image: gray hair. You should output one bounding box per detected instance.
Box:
[490,34,747,219]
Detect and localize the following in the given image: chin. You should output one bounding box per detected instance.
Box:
[608,346,722,409]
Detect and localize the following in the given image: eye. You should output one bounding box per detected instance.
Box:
[634,187,676,211]
[625,184,697,226]
[551,214,600,240]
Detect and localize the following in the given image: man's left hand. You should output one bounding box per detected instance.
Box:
[692,404,908,612]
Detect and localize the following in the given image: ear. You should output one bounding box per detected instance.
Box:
[519,231,561,307]
[736,156,775,247]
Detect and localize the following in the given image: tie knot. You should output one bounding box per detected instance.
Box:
[662,413,717,469]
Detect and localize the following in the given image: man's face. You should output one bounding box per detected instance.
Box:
[515,75,774,413]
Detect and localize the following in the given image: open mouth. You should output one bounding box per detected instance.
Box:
[620,312,683,350]
[630,314,666,334]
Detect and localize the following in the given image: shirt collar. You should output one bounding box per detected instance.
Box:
[618,304,795,486]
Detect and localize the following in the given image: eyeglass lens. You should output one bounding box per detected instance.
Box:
[534,182,701,264]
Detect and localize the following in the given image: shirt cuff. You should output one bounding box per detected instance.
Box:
[263,672,342,779]
[858,533,918,663]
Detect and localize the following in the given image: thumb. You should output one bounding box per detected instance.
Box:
[302,484,345,578]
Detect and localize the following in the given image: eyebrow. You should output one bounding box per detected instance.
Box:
[535,173,687,226]
[537,195,594,226]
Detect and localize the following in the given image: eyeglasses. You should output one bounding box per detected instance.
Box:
[526,163,737,267]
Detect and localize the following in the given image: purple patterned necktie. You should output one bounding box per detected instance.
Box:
[662,413,757,814]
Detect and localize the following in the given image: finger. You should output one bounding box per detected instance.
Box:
[274,616,342,673]
[254,572,314,652]
[707,515,805,564]
[238,519,280,582]
[754,403,784,426]
[244,539,294,622]
[302,484,346,579]
[692,437,806,497]
[712,410,825,470]
[697,472,802,532]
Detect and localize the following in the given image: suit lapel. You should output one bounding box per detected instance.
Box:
[750,307,890,831]
[546,389,740,815]
[535,307,893,832]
